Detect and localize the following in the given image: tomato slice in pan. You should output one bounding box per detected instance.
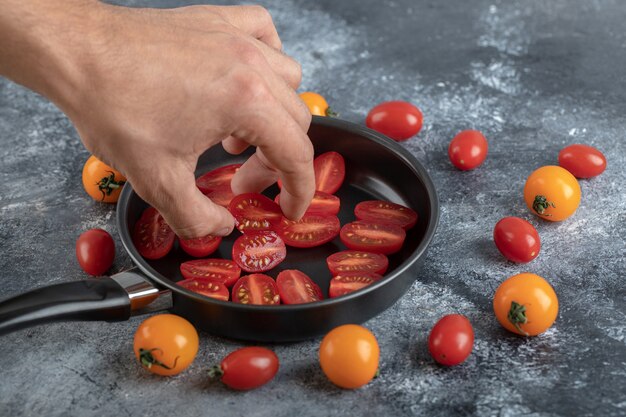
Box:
[177,277,230,301]
[326,250,389,276]
[180,259,241,287]
[340,220,406,255]
[132,207,175,260]
[232,274,280,305]
[354,200,418,230]
[196,164,241,194]
[179,235,222,258]
[276,270,323,305]
[202,186,235,208]
[275,191,340,216]
[314,151,345,194]
[328,272,382,298]
[232,231,286,273]
[276,215,340,248]
[229,193,283,233]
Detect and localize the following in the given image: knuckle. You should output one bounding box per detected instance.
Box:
[229,67,270,104]
[249,5,273,23]
[237,42,265,67]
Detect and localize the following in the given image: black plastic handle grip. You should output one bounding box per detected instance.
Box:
[0,278,131,336]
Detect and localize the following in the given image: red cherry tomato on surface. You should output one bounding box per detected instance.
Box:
[76,229,115,276]
[232,274,280,305]
[177,278,229,301]
[179,235,222,258]
[558,144,606,179]
[328,272,382,298]
[340,220,406,255]
[276,270,323,304]
[232,231,286,273]
[493,217,540,263]
[448,130,488,171]
[275,215,340,248]
[196,164,241,194]
[366,101,423,141]
[275,191,340,216]
[428,314,474,366]
[354,200,418,230]
[210,347,279,390]
[326,250,389,276]
[180,259,241,287]
[229,193,283,233]
[132,207,175,260]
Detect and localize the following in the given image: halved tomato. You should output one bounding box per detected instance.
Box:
[177,278,229,301]
[229,193,283,233]
[179,235,222,258]
[196,164,241,194]
[328,272,382,298]
[232,231,286,272]
[354,200,417,230]
[314,152,345,194]
[274,191,340,216]
[276,270,323,304]
[340,221,406,255]
[180,259,241,287]
[326,250,389,276]
[232,274,280,305]
[202,186,235,208]
[132,207,175,260]
[275,215,340,248]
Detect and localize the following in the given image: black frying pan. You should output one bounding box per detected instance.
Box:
[0,117,439,342]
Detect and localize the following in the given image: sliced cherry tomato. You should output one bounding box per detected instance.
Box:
[365,101,423,141]
[133,314,198,376]
[196,164,241,194]
[340,220,406,255]
[232,274,280,305]
[179,235,222,258]
[202,186,235,208]
[448,130,488,171]
[132,207,175,260]
[276,270,323,304]
[228,193,283,233]
[493,217,540,263]
[177,278,229,301]
[232,231,286,273]
[299,92,337,117]
[275,191,340,216]
[210,347,279,390]
[328,272,382,298]
[558,144,607,179]
[319,324,380,389]
[354,200,418,230]
[276,215,340,248]
[76,228,115,276]
[494,273,558,336]
[428,314,474,366]
[523,165,581,221]
[314,151,345,194]
[180,259,241,287]
[326,250,389,276]
[82,155,126,203]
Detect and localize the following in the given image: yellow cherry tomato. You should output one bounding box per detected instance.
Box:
[299,92,337,117]
[493,273,558,336]
[319,324,379,389]
[82,155,127,203]
[523,165,580,221]
[133,314,199,376]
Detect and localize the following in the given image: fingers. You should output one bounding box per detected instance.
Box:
[217,5,282,50]
[222,136,250,155]
[248,37,302,89]
[230,150,279,193]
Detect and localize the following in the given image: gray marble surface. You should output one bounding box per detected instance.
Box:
[1,0,625,416]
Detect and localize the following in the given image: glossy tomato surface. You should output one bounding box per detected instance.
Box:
[132,207,175,260]
[340,220,406,255]
[326,250,389,276]
[229,193,283,233]
[448,130,488,171]
[232,274,280,305]
[82,155,127,203]
[196,164,241,194]
[493,217,540,263]
[354,200,418,230]
[275,191,340,216]
[276,214,340,248]
[366,101,423,141]
[179,235,222,258]
[218,347,279,390]
[179,259,241,287]
[428,314,474,366]
[558,144,606,178]
[232,231,286,273]
[299,92,336,117]
[177,277,229,301]
[314,152,345,194]
[523,165,581,221]
[202,186,235,208]
[76,228,115,276]
[328,272,382,298]
[276,270,323,304]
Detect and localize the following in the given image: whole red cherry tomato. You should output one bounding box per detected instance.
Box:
[558,144,606,179]
[428,314,474,366]
[210,347,279,390]
[493,217,541,263]
[366,101,423,141]
[76,229,115,276]
[448,130,488,170]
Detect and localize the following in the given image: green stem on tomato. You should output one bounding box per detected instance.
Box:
[207,365,224,379]
[507,301,529,336]
[97,171,126,200]
[139,348,178,370]
[532,195,556,216]
[325,107,338,117]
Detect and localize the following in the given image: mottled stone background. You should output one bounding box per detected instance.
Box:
[1,0,624,416]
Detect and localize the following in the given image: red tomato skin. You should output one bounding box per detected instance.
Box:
[313,152,346,194]
[231,274,280,305]
[180,259,241,287]
[558,144,607,179]
[448,130,488,171]
[275,191,340,216]
[196,164,241,193]
[339,221,406,255]
[132,207,175,260]
[276,215,340,248]
[179,235,222,258]
[220,347,279,390]
[328,272,382,298]
[177,278,230,301]
[232,231,287,273]
[366,101,423,141]
[76,229,115,276]
[228,193,283,233]
[428,314,474,366]
[354,200,418,230]
[493,217,541,263]
[326,251,389,276]
[276,270,323,304]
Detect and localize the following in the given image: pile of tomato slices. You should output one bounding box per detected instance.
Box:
[131,151,418,305]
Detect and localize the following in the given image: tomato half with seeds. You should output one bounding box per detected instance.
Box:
[132,207,175,260]
[558,144,606,179]
[493,217,540,263]
[232,274,280,305]
[76,228,115,276]
[232,231,286,273]
[82,155,127,203]
[179,235,222,258]
[314,152,345,194]
[210,347,279,390]
[276,215,340,248]
[523,165,581,221]
[354,200,418,230]
[428,314,474,366]
[328,272,382,298]
[448,130,488,171]
[229,193,283,233]
[196,164,241,194]
[177,278,229,301]
[326,250,389,276]
[299,92,337,117]
[276,270,323,304]
[366,101,423,141]
[180,259,241,287]
[340,221,406,255]
[275,191,340,216]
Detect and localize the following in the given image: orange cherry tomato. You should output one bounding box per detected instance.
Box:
[523,165,580,221]
[319,324,379,389]
[299,92,337,117]
[133,314,199,376]
[493,273,558,336]
[82,155,127,203]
